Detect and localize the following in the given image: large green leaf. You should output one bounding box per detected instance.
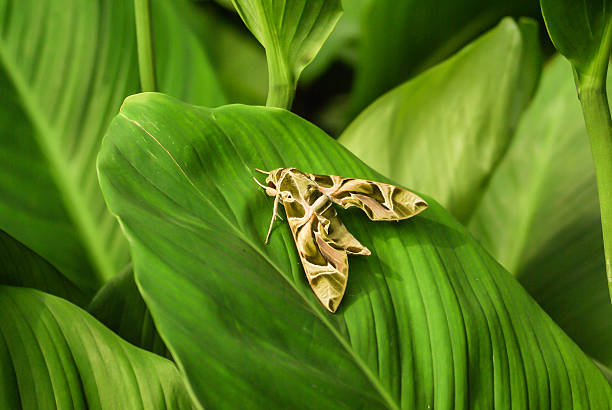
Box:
[230,0,342,107]
[0,0,224,294]
[0,286,194,409]
[469,55,612,370]
[0,230,87,307]
[89,267,168,358]
[98,93,612,408]
[347,0,541,119]
[339,19,540,223]
[540,0,612,77]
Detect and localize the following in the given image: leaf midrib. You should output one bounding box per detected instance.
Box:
[0,41,113,286]
[118,111,400,410]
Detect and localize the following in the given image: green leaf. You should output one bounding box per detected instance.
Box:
[300,0,369,83]
[468,54,612,370]
[348,0,541,119]
[0,285,194,409]
[540,0,612,78]
[339,19,541,223]
[0,0,225,294]
[0,230,87,307]
[598,360,612,385]
[541,0,612,301]
[98,93,612,408]
[230,0,342,108]
[195,3,269,105]
[89,267,168,358]
[152,0,226,106]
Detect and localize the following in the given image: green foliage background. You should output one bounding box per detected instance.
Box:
[0,0,611,408]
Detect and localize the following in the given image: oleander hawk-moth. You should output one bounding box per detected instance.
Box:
[254,168,428,313]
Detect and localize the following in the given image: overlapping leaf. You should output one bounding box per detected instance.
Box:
[0,230,86,307]
[347,0,541,119]
[337,13,612,375]
[300,0,369,83]
[194,2,269,105]
[98,93,612,408]
[339,19,540,223]
[0,0,224,294]
[152,1,226,106]
[89,267,168,357]
[469,55,612,369]
[0,286,194,409]
[541,0,612,303]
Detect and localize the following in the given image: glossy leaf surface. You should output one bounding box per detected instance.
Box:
[98,93,612,409]
[0,286,194,409]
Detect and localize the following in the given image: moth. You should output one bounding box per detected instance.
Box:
[254,168,428,313]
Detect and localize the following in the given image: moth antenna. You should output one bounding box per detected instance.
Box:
[252,177,268,190]
[265,194,280,244]
[255,168,270,175]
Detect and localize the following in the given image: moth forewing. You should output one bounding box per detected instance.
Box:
[254,168,427,313]
[307,173,428,221]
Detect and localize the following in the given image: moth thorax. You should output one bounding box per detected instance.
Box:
[311,194,331,215]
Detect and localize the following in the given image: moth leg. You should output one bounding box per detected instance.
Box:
[255,168,270,175]
[265,194,281,244]
[253,177,284,241]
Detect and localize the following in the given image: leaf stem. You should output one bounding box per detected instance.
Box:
[573,15,612,302]
[577,75,612,301]
[134,0,157,92]
[265,51,295,109]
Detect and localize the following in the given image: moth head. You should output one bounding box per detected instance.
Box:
[262,168,287,190]
[254,168,283,197]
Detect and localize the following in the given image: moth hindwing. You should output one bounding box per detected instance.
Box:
[254,168,428,313]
